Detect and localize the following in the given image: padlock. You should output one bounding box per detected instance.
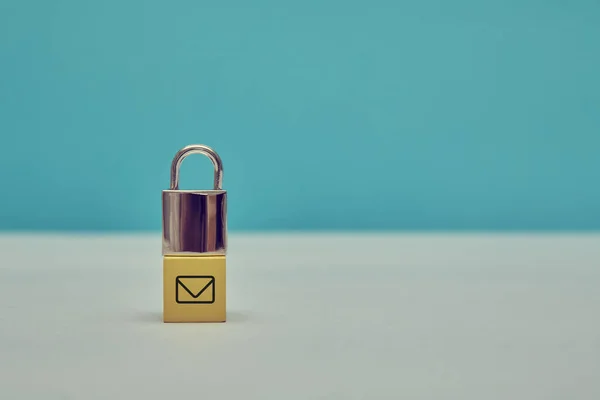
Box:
[162,144,227,323]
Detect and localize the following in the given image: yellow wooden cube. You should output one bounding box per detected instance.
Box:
[163,255,226,323]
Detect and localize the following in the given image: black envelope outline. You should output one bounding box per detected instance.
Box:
[175,275,216,304]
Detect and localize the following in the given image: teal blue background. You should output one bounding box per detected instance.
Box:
[1,1,599,231]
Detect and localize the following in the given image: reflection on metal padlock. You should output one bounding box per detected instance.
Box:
[162,144,227,323]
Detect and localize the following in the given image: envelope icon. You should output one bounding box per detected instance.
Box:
[175,275,216,304]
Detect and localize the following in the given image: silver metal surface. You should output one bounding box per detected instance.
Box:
[162,144,227,255]
[170,144,223,190]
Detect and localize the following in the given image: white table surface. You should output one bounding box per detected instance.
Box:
[0,233,599,399]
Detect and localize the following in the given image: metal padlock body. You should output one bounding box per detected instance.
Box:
[162,145,227,323]
[162,190,227,255]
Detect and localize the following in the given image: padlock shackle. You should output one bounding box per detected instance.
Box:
[169,144,223,190]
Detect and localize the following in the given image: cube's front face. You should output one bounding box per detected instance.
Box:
[163,255,226,322]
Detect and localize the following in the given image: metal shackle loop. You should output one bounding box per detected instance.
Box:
[169,144,223,190]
